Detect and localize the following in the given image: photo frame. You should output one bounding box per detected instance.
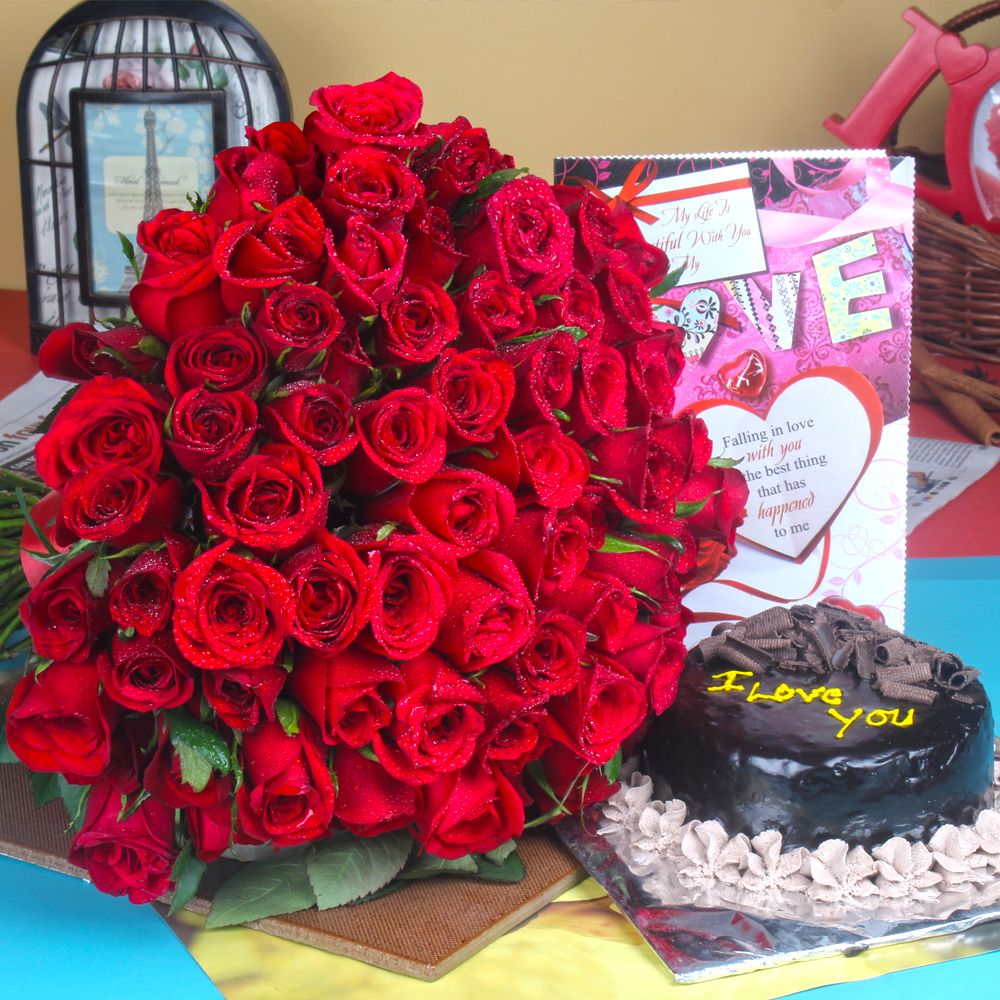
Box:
[70,89,226,307]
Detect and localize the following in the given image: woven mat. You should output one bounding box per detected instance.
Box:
[0,744,583,981]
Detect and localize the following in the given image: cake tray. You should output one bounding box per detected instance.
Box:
[557,804,1000,984]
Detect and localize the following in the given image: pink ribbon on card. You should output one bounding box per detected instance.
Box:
[757,158,913,249]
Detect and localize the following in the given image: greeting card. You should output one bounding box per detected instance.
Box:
[555,153,914,636]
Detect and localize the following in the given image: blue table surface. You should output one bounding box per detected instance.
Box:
[1,557,999,999]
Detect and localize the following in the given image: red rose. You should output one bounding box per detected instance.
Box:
[38,322,162,382]
[331,746,416,837]
[250,282,345,370]
[213,195,326,313]
[35,377,168,492]
[600,265,654,344]
[514,611,587,697]
[533,743,615,816]
[280,532,373,653]
[479,669,545,771]
[172,542,294,671]
[59,465,181,546]
[363,468,515,556]
[422,116,515,211]
[361,534,454,661]
[587,528,692,607]
[202,664,286,731]
[347,388,448,493]
[130,208,226,340]
[98,633,194,712]
[503,330,579,426]
[305,72,429,155]
[198,444,327,555]
[20,555,114,663]
[69,780,177,903]
[405,202,463,284]
[376,277,459,367]
[290,645,400,747]
[323,216,406,320]
[206,145,297,224]
[542,655,647,765]
[558,571,639,655]
[167,387,259,482]
[497,506,591,597]
[143,734,230,809]
[108,540,193,637]
[5,661,119,780]
[186,801,237,862]
[319,146,422,232]
[431,349,515,443]
[246,121,321,199]
[515,426,590,509]
[622,331,684,424]
[434,550,535,672]
[164,321,268,398]
[679,465,749,552]
[568,344,628,438]
[371,651,485,784]
[459,175,574,293]
[458,269,536,348]
[237,717,335,847]
[262,381,357,467]
[415,760,525,859]
[613,620,687,714]
[554,187,627,277]
[535,272,605,343]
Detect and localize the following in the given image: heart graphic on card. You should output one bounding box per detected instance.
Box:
[657,288,721,357]
[692,367,883,560]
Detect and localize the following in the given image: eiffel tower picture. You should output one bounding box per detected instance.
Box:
[118,106,163,292]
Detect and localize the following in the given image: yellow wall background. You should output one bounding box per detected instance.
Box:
[0,0,990,291]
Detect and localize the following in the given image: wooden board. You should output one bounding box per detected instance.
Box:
[0,755,583,981]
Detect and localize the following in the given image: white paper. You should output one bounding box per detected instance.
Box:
[907,436,1000,534]
[0,372,70,476]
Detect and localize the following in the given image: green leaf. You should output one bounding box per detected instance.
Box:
[176,743,212,794]
[400,852,479,879]
[375,522,397,542]
[206,847,316,929]
[598,535,667,559]
[708,456,743,468]
[589,473,623,486]
[358,746,378,763]
[473,849,525,883]
[35,386,79,436]
[675,494,716,517]
[30,771,60,807]
[117,232,142,281]
[551,408,570,422]
[169,842,208,916]
[84,556,111,598]
[165,710,231,774]
[306,831,411,909]
[482,840,517,865]
[117,787,150,822]
[602,747,623,783]
[186,191,207,213]
[501,325,588,347]
[276,699,301,737]
[455,445,497,461]
[650,263,686,299]
[240,302,252,328]
[136,335,167,360]
[626,530,685,554]
[454,167,530,216]
[534,294,562,305]
[58,777,89,832]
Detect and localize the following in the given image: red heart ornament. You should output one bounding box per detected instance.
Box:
[936,34,989,85]
[718,349,768,399]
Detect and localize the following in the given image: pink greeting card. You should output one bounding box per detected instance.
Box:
[554,153,914,637]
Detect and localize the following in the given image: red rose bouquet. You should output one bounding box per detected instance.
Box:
[0,73,746,924]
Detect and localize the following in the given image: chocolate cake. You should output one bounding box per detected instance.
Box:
[643,603,995,850]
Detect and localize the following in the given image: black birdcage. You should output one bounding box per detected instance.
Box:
[18,0,291,352]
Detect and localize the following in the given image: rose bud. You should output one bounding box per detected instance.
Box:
[599,264,654,344]
[678,465,749,553]
[449,422,521,495]
[35,376,168,492]
[515,425,590,509]
[213,194,327,314]
[434,550,535,673]
[422,116,515,211]
[142,733,231,809]
[371,651,485,785]
[250,282,345,370]
[164,321,269,398]
[588,524,693,604]
[609,201,670,287]
[331,746,416,838]
[458,269,536,349]
[59,465,182,547]
[552,187,628,277]
[458,175,574,294]
[347,388,449,494]
[362,468,515,557]
[262,381,357,467]
[305,72,430,156]
[613,621,687,714]
[280,532,373,654]
[172,541,294,671]
[186,801,239,862]
[530,743,616,816]
[375,276,460,367]
[621,331,684,424]
[236,716,336,847]
[479,668,546,772]
[167,387,259,482]
[199,444,327,555]
[290,645,400,747]
[558,571,638,655]
[98,632,194,712]
[541,654,648,766]
[566,344,629,439]
[430,348,515,444]
[130,207,226,341]
[20,555,115,663]
[5,660,120,780]
[323,216,406,320]
[496,506,591,597]
[359,533,454,661]
[318,146,422,233]
[202,664,286,731]
[68,780,178,903]
[404,202,463,284]
[414,760,525,859]
[206,144,297,224]
[246,120,322,199]
[513,611,587,697]
[108,538,194,637]
[502,330,579,426]
[38,322,162,383]
[534,271,605,344]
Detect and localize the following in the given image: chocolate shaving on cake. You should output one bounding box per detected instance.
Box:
[688,602,981,704]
